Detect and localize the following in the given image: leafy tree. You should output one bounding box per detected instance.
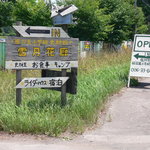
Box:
[0,1,14,27]
[99,0,148,44]
[0,0,148,44]
[137,0,150,33]
[63,0,112,42]
[57,0,147,44]
[137,0,150,17]
[14,0,52,26]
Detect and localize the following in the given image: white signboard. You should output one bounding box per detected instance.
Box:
[129,34,150,78]
[16,77,69,88]
[6,61,78,70]
[13,26,69,38]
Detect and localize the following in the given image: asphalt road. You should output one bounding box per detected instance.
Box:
[1,78,150,150]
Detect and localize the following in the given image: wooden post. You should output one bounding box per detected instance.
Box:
[61,24,68,107]
[15,21,22,106]
[16,70,22,106]
[61,69,67,107]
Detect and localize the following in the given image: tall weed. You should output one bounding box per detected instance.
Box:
[0,50,131,136]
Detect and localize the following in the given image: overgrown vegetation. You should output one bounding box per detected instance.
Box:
[0,0,149,43]
[61,0,148,43]
[0,50,131,136]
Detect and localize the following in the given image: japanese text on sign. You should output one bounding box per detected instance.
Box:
[129,34,150,77]
[12,38,73,46]
[6,61,78,69]
[6,37,79,65]
[17,47,69,57]
[16,77,69,88]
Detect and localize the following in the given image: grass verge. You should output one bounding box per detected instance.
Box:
[0,50,131,136]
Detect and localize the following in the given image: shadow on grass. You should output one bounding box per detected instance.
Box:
[27,97,61,110]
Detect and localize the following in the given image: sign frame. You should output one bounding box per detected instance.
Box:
[6,36,79,70]
[128,34,150,87]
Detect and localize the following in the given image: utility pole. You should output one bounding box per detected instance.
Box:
[134,0,137,7]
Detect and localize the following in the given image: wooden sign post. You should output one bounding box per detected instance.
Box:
[6,30,79,106]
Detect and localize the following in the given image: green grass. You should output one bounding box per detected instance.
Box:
[0,50,131,136]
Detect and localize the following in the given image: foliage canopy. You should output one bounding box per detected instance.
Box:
[0,0,149,44]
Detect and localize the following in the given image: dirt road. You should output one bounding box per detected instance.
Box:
[1,78,150,150]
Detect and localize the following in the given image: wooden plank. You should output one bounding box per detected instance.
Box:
[6,52,78,61]
[13,26,70,38]
[61,69,67,107]
[60,5,78,16]
[16,77,69,88]
[6,61,78,70]
[16,70,22,106]
[6,37,79,62]
[6,36,78,45]
[41,69,77,94]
